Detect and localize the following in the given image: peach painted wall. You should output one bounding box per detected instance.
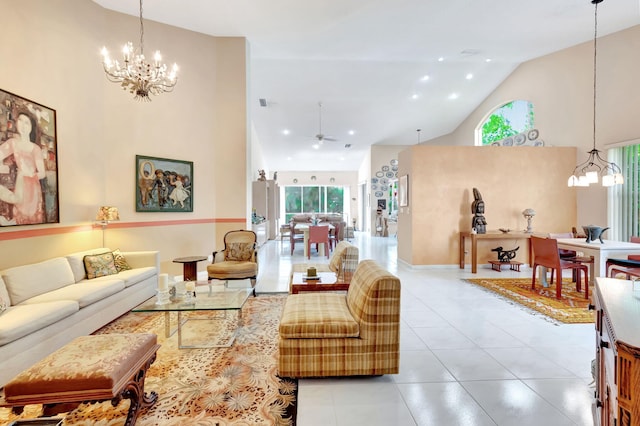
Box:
[397,146,577,266]
[0,1,248,276]
[424,25,640,229]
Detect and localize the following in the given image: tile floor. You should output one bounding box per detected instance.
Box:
[255,232,595,426]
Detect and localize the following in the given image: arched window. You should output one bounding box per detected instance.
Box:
[477,100,535,146]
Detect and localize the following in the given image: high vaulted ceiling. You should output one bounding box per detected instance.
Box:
[93,0,640,172]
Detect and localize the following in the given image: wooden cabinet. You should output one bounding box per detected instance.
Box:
[595,278,640,425]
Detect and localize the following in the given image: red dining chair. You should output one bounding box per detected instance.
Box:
[531,236,589,299]
[289,221,304,255]
[307,225,330,259]
[548,232,594,282]
[628,236,640,261]
[329,221,343,250]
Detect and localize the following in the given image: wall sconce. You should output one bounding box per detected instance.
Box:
[96,206,120,247]
[311,175,317,181]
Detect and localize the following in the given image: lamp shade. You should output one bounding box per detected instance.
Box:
[96,206,120,222]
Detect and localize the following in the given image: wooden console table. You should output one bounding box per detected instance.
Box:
[459,231,534,273]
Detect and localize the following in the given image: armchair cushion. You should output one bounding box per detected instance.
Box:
[280,293,359,338]
[207,261,258,280]
[225,242,255,261]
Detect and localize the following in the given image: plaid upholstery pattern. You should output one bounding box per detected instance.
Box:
[279,259,400,378]
[289,241,359,292]
[279,293,359,338]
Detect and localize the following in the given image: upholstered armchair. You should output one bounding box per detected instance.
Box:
[207,230,258,296]
[279,259,401,377]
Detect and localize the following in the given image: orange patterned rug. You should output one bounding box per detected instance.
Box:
[465,278,594,324]
[0,294,297,425]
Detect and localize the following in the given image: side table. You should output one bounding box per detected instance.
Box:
[173,256,207,281]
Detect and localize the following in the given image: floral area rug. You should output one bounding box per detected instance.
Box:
[0,294,297,425]
[465,278,594,324]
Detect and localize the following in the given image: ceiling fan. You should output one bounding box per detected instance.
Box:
[313,102,337,144]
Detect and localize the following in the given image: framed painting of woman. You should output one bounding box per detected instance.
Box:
[0,89,58,226]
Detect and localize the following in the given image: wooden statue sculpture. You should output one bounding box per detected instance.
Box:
[471,188,487,234]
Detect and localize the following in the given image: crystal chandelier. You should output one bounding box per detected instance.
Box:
[100,0,178,101]
[568,0,623,187]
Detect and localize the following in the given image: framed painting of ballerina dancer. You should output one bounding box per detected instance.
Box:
[136,155,193,212]
[0,89,58,226]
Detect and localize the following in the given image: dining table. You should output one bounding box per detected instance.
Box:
[293,223,334,257]
[555,238,640,284]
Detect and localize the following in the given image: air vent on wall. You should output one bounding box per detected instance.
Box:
[259,98,267,107]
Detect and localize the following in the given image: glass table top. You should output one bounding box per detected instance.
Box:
[133,286,251,312]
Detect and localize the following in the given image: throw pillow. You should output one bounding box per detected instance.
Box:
[84,252,118,279]
[225,242,254,262]
[112,249,132,272]
[0,294,7,315]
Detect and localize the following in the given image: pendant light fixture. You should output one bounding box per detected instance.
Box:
[568,0,623,187]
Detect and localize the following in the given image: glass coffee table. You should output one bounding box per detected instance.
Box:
[133,284,251,349]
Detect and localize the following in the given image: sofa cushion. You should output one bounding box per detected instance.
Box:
[65,248,113,283]
[0,276,9,313]
[112,249,132,272]
[84,252,118,279]
[1,257,75,305]
[20,280,125,308]
[91,266,156,288]
[279,293,359,339]
[0,300,79,345]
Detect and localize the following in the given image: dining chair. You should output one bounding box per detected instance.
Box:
[548,232,594,282]
[531,236,589,299]
[329,221,343,250]
[289,221,304,255]
[628,236,640,261]
[307,225,330,259]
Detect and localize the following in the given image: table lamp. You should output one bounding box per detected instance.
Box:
[96,206,120,247]
[522,208,536,233]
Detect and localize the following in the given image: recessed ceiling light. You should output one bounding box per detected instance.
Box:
[282,129,290,135]
[286,156,292,161]
[448,93,459,100]
[348,130,355,135]
[421,75,430,81]
[485,58,492,63]
[466,73,473,80]
[312,143,320,149]
[340,157,345,161]
[411,94,419,100]
[438,57,444,62]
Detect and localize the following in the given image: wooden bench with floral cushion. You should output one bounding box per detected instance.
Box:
[1,333,160,426]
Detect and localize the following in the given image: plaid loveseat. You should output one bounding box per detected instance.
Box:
[278,259,400,377]
[288,240,359,292]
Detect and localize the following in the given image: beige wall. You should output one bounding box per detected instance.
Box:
[398,146,577,266]
[424,25,640,228]
[0,1,249,276]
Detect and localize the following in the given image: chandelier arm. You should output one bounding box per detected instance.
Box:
[592,0,598,152]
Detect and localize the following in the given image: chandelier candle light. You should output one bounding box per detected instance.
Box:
[568,0,623,187]
[100,0,178,101]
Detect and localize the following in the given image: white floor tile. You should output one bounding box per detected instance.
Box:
[256,233,594,425]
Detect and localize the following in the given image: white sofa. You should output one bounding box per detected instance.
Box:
[0,248,159,387]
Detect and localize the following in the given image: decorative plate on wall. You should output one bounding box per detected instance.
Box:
[386,171,395,178]
[514,133,526,145]
[502,137,513,146]
[375,191,384,197]
[371,184,378,190]
[376,171,384,178]
[390,159,398,166]
[371,177,379,184]
[391,165,398,172]
[380,178,389,185]
[528,129,539,140]
[382,165,390,172]
[380,185,389,191]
